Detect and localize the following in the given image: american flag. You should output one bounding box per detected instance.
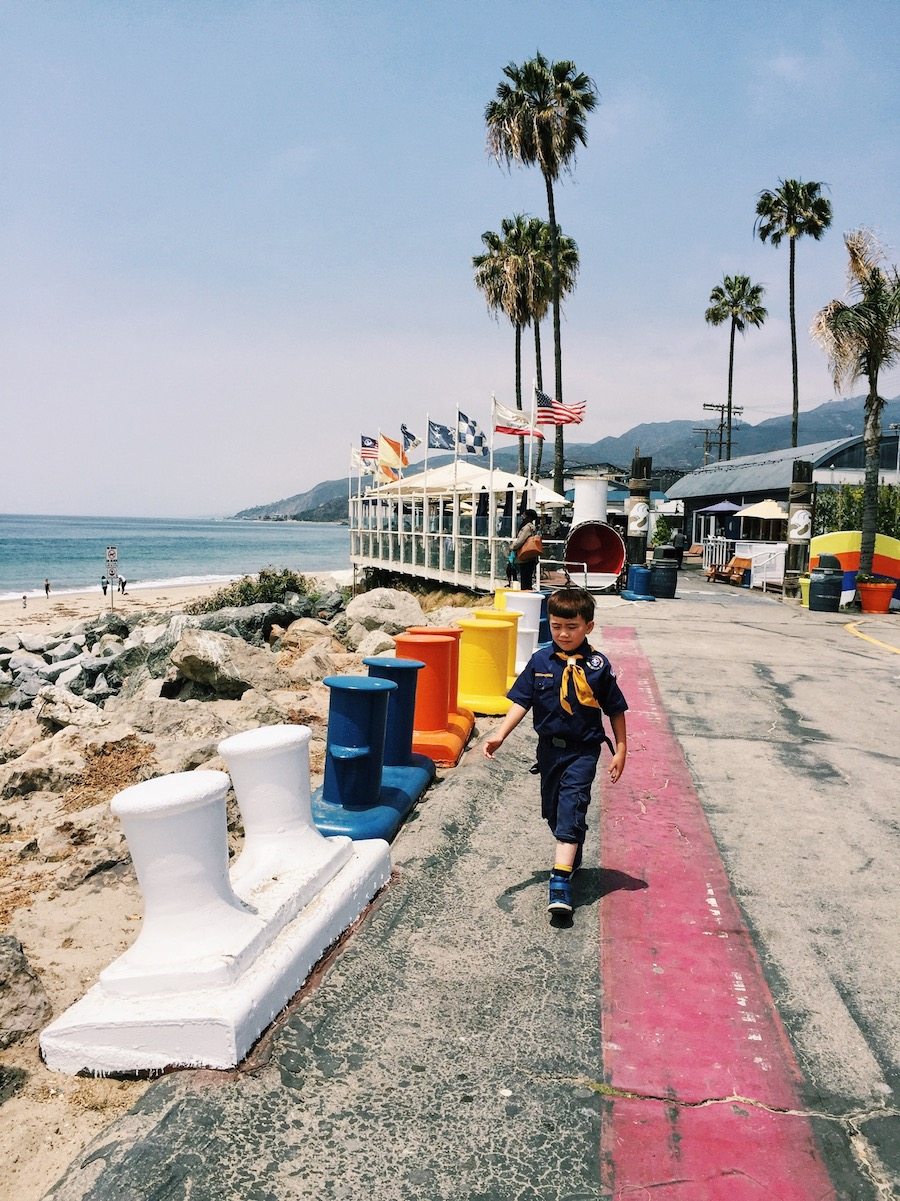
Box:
[534,389,586,426]
[360,435,379,461]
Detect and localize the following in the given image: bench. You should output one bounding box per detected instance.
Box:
[705,556,751,585]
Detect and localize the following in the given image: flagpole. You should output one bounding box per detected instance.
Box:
[489,394,496,490]
[527,380,537,488]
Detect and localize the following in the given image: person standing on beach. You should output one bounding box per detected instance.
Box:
[119,578,127,595]
[44,578,50,597]
[22,595,27,609]
[101,577,108,596]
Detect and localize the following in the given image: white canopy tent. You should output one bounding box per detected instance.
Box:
[367,462,568,507]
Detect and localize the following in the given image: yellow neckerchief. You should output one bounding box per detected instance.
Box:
[554,648,601,715]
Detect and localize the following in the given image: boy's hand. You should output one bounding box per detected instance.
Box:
[483,735,504,759]
[608,750,626,783]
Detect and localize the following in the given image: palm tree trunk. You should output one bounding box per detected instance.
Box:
[544,174,565,496]
[515,322,524,476]
[726,317,736,459]
[860,381,883,575]
[534,320,544,478]
[789,235,799,448]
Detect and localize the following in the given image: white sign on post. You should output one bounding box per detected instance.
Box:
[106,546,119,580]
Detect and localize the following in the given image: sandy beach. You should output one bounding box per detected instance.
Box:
[0,567,357,1201]
[0,572,354,636]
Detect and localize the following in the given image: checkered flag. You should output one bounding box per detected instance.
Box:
[457,410,488,456]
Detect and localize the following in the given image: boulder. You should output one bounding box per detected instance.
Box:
[91,633,125,658]
[6,672,42,709]
[286,643,340,686]
[279,618,342,656]
[345,595,394,630]
[8,650,47,676]
[0,634,22,654]
[196,602,313,647]
[0,711,46,764]
[57,663,86,694]
[33,686,109,731]
[19,633,52,655]
[0,936,52,1049]
[0,669,12,687]
[425,605,472,628]
[47,638,84,664]
[346,590,429,634]
[314,590,345,621]
[169,629,291,699]
[356,630,396,657]
[35,654,85,682]
[76,612,130,641]
[96,642,150,689]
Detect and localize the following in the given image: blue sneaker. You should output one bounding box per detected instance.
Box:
[548,872,573,915]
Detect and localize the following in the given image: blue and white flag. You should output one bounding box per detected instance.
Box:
[457,410,488,456]
[428,419,455,450]
[401,423,421,454]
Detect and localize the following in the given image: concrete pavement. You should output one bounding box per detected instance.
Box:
[45,579,899,1200]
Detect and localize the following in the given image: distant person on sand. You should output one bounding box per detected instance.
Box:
[22,595,27,609]
[44,578,50,597]
[101,577,108,596]
[119,578,127,595]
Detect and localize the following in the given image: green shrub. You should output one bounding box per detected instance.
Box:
[651,516,673,547]
[814,484,900,540]
[184,567,320,615]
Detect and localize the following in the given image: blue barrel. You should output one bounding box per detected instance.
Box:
[321,676,396,808]
[538,590,551,644]
[631,566,652,597]
[808,569,842,613]
[363,657,424,767]
[650,560,677,599]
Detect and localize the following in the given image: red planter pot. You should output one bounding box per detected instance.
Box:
[857,581,896,614]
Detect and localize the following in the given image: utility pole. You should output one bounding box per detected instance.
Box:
[693,427,716,466]
[703,402,743,460]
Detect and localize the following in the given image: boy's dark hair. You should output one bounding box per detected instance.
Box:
[547,587,595,622]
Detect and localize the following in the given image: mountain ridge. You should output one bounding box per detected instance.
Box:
[234,394,900,519]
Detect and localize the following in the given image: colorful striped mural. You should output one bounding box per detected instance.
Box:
[809,531,900,606]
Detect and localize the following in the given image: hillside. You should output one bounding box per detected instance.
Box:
[233,394,900,519]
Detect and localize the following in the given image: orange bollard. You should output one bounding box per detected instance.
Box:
[457,619,513,715]
[471,609,520,689]
[394,633,468,767]
[404,626,475,751]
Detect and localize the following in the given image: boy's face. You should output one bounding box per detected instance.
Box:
[549,613,594,652]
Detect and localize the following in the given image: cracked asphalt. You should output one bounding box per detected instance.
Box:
[45,576,899,1200]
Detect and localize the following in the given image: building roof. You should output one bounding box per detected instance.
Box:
[666,437,864,501]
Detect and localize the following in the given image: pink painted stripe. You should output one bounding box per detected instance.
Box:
[599,627,835,1200]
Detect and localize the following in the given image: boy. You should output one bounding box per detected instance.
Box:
[483,587,628,916]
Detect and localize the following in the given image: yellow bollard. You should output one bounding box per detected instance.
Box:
[457,619,512,715]
[471,609,520,689]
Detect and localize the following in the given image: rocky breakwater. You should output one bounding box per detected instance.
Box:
[0,586,470,1100]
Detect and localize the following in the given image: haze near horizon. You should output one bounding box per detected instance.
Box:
[2,1,899,517]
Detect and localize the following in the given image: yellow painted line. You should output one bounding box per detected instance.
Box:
[844,620,900,654]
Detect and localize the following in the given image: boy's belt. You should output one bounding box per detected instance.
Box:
[541,733,612,753]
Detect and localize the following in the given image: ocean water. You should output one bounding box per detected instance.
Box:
[0,514,351,600]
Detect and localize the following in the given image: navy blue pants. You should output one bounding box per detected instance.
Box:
[536,742,600,845]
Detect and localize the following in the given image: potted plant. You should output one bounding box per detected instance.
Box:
[855,572,897,614]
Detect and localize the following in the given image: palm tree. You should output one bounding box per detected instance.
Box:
[811,229,900,576]
[473,215,542,474]
[754,179,832,447]
[486,52,598,495]
[528,219,579,478]
[704,275,768,459]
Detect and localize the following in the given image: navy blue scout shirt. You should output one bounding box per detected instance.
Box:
[507,639,628,750]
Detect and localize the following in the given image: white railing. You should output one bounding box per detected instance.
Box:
[702,538,736,571]
[750,546,786,592]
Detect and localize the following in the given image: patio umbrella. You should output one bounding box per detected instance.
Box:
[735,499,788,520]
[696,500,741,514]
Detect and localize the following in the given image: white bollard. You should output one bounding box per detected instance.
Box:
[503,590,544,638]
[515,624,539,673]
[41,731,392,1075]
[218,724,352,910]
[99,771,267,997]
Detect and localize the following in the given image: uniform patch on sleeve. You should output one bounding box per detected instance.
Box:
[587,654,605,670]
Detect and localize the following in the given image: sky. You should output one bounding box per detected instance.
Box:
[2,0,899,518]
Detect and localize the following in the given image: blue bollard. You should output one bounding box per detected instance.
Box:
[312,671,433,843]
[622,563,656,602]
[312,677,395,840]
[538,589,552,644]
[364,656,436,833]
